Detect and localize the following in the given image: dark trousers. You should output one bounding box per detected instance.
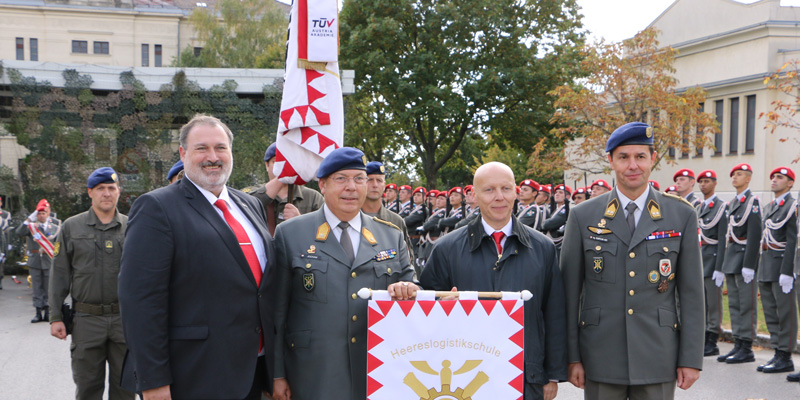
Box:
[584,379,676,400]
[524,382,544,400]
[244,356,267,400]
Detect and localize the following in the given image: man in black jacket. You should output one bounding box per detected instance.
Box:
[419,161,567,400]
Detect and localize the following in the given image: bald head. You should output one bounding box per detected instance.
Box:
[473,162,516,230]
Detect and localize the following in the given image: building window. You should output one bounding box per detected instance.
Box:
[16,37,24,60]
[696,102,704,157]
[72,40,88,54]
[142,44,149,66]
[714,100,723,155]
[193,47,202,57]
[729,97,739,154]
[680,128,689,159]
[94,41,109,55]
[745,95,756,153]
[30,38,38,61]
[155,44,162,67]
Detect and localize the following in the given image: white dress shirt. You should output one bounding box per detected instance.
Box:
[616,185,650,228]
[323,204,362,256]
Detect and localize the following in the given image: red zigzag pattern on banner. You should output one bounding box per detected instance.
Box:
[367,375,383,398]
[509,373,524,397]
[278,69,331,130]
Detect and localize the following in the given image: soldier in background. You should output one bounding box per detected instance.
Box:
[674,169,702,209]
[573,187,589,205]
[756,167,797,374]
[16,199,59,323]
[535,184,551,211]
[696,169,727,356]
[49,167,133,400]
[518,180,546,232]
[517,179,539,213]
[542,184,571,253]
[418,191,448,265]
[718,163,762,365]
[384,183,400,213]
[649,180,661,192]
[438,187,465,234]
[246,143,324,235]
[404,186,428,273]
[398,185,413,218]
[666,185,679,196]
[455,185,480,229]
[363,162,414,260]
[167,160,184,185]
[0,196,11,290]
[590,179,612,196]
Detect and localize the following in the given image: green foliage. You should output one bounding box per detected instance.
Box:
[340,0,584,186]
[175,0,287,69]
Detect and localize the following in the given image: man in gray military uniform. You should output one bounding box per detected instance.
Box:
[673,169,701,209]
[48,167,133,400]
[17,199,59,323]
[363,161,414,260]
[755,167,797,374]
[561,122,704,400]
[696,169,727,357]
[718,163,763,364]
[271,147,416,400]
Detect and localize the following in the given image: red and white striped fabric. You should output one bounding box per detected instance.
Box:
[274,0,343,185]
[366,295,525,400]
[28,223,54,259]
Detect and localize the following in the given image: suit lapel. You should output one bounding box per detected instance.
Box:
[229,190,273,287]
[699,201,711,218]
[311,209,352,267]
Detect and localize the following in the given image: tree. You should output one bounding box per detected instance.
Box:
[340,0,584,187]
[762,60,800,163]
[175,0,287,68]
[544,28,719,177]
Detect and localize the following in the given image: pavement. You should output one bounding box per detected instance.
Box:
[2,275,800,400]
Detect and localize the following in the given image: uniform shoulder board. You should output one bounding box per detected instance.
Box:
[662,192,693,208]
[373,217,401,231]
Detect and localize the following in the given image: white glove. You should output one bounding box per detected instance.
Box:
[712,271,725,287]
[742,267,755,284]
[6,244,11,250]
[27,211,38,222]
[779,274,794,294]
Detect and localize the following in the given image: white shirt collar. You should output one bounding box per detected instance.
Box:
[775,192,790,203]
[737,188,751,202]
[615,185,650,214]
[186,175,230,206]
[481,217,513,238]
[323,204,362,233]
[704,194,717,206]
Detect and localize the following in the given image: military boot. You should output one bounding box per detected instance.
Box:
[726,340,755,364]
[718,338,741,362]
[758,349,779,372]
[787,370,800,382]
[763,350,794,373]
[42,306,49,322]
[704,331,720,356]
[30,308,43,323]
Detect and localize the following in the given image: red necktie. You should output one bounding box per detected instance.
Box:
[491,231,506,256]
[215,199,263,353]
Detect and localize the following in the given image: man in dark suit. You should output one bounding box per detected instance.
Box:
[118,114,275,400]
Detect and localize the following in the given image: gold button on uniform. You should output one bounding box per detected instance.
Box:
[290,343,295,348]
[352,315,358,322]
[663,247,669,252]
[306,263,311,269]
[629,290,635,296]
[595,245,601,251]
[629,252,635,259]
[628,309,634,315]
[351,337,357,343]
[351,272,357,278]
[673,323,678,328]
[351,293,357,300]
[629,271,636,278]
[387,268,392,274]
[581,321,586,326]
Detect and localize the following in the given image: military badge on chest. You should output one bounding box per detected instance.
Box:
[593,257,603,273]
[303,272,315,292]
[655,259,675,293]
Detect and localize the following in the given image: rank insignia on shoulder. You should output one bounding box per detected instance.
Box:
[659,259,672,276]
[647,200,661,219]
[605,198,619,218]
[307,245,316,254]
[316,223,331,241]
[593,257,603,273]
[587,226,612,235]
[648,270,659,283]
[303,273,315,291]
[374,249,398,262]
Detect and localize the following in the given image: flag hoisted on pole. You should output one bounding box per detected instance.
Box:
[274,0,344,185]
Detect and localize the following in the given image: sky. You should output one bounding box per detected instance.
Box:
[576,0,800,43]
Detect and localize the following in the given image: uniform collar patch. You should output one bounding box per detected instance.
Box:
[362,227,377,245]
[605,198,619,218]
[647,199,661,220]
[316,222,330,241]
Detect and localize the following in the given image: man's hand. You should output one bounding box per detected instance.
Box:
[741,268,755,284]
[387,282,419,300]
[440,286,459,301]
[27,211,37,222]
[568,362,585,389]
[142,385,171,400]
[712,271,725,287]
[50,321,67,340]
[543,381,558,400]
[264,179,284,198]
[676,367,700,390]
[282,204,301,220]
[272,378,292,400]
[779,274,794,294]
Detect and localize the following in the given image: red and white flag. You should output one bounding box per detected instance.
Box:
[28,223,54,259]
[274,0,344,185]
[366,292,525,400]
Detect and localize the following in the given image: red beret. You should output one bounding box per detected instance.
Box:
[554,184,572,195]
[448,187,463,196]
[412,187,427,196]
[399,185,412,191]
[539,184,552,194]
[463,185,474,194]
[436,190,448,198]
[36,199,49,212]
[673,168,695,181]
[590,179,611,190]
[520,179,539,189]
[648,180,661,190]
[428,190,438,198]
[770,167,796,181]
[730,163,753,177]
[666,185,678,192]
[697,170,717,180]
[384,183,398,191]
[572,187,588,200]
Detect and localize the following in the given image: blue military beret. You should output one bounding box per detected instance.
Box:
[87,167,118,188]
[264,143,277,162]
[366,161,385,175]
[605,122,654,153]
[167,160,184,181]
[316,147,367,179]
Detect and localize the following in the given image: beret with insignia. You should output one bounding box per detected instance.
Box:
[770,166,795,181]
[605,122,653,153]
[316,147,367,179]
[88,167,119,188]
[366,161,385,175]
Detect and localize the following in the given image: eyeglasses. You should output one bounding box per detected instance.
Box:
[330,175,368,185]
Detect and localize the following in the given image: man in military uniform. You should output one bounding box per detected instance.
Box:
[271,147,415,400]
[419,190,448,263]
[0,196,12,290]
[542,184,571,252]
[590,179,612,196]
[17,199,59,323]
[167,159,184,184]
[562,122,704,399]
[438,186,465,234]
[674,169,701,209]
[363,161,414,260]
[518,180,545,231]
[384,183,400,213]
[404,187,428,272]
[649,180,661,192]
[48,167,133,400]
[398,185,413,218]
[455,185,481,230]
[535,184,551,209]
[718,163,762,364]
[755,167,797,374]
[573,187,589,205]
[245,143,324,235]
[696,169,727,357]
[517,179,539,213]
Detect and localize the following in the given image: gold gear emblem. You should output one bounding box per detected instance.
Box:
[404,360,489,400]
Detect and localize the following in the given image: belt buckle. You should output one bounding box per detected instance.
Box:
[102,304,112,314]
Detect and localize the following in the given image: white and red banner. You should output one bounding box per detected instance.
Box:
[274,0,343,185]
[28,223,54,259]
[367,293,525,400]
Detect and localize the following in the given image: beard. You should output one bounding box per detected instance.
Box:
[185,159,232,193]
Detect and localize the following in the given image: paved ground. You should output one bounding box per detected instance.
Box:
[2,275,800,399]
